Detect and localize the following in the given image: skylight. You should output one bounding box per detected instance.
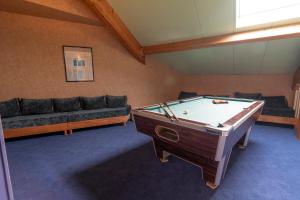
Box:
[236,0,300,28]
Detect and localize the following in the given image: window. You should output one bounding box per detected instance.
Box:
[236,0,300,28]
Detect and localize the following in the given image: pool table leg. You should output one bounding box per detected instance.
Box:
[204,150,232,189]
[153,140,170,163]
[160,151,171,163]
[239,126,252,149]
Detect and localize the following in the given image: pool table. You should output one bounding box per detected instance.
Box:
[132,96,264,189]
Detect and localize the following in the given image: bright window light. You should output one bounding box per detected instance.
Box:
[236,0,300,28]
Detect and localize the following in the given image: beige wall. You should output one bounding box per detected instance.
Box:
[0,11,181,107]
[180,74,294,105]
[25,0,100,20]
[0,11,295,107]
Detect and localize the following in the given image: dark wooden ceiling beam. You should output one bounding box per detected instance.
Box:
[85,0,145,63]
[144,23,300,54]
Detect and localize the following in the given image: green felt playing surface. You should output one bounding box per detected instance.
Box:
[145,97,255,127]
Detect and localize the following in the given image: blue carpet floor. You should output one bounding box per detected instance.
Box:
[5,122,300,200]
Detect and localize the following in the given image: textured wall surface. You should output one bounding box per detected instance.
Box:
[180,74,294,105]
[0,11,295,107]
[0,11,181,107]
[25,0,100,20]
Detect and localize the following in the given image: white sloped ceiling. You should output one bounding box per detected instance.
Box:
[108,0,300,74]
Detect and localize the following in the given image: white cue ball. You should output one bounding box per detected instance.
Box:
[183,110,188,115]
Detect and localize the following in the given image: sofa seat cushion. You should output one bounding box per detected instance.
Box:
[53,97,81,112]
[68,106,131,122]
[261,96,289,108]
[2,113,69,129]
[234,92,262,100]
[20,98,53,115]
[262,107,295,118]
[81,96,107,110]
[0,98,21,118]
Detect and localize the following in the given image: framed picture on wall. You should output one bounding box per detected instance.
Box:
[63,46,94,82]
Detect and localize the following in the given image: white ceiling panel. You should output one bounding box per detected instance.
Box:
[262,38,300,73]
[151,37,300,74]
[234,42,267,74]
[194,0,235,37]
[108,0,300,74]
[151,45,234,74]
[108,0,202,46]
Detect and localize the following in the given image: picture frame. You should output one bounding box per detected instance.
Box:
[63,46,94,82]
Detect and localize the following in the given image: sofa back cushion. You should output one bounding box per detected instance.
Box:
[0,98,21,118]
[178,91,198,100]
[20,98,53,115]
[261,96,288,108]
[81,96,107,110]
[106,96,127,108]
[53,97,81,112]
[234,92,262,100]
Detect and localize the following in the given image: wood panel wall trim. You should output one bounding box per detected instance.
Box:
[143,23,300,54]
[4,123,69,139]
[68,115,129,130]
[257,115,296,125]
[85,0,145,63]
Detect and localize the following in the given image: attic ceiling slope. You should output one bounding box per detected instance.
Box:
[150,37,300,75]
[25,0,100,20]
[108,0,300,74]
[0,0,103,26]
[144,23,300,55]
[85,0,145,63]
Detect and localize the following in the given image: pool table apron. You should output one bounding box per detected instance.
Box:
[132,104,263,189]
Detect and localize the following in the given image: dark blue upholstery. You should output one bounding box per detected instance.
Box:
[260,96,294,117]
[216,95,230,97]
[20,98,53,115]
[178,91,198,99]
[234,92,262,100]
[68,106,131,122]
[261,96,289,108]
[53,97,81,112]
[2,113,69,129]
[106,96,127,108]
[261,107,295,117]
[81,96,107,110]
[0,98,20,118]
[1,96,130,130]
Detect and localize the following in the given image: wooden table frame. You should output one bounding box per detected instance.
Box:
[257,115,300,140]
[132,97,264,189]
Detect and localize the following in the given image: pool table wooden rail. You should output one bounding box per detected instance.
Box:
[132,98,264,189]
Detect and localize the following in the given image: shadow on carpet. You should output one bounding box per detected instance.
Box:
[72,142,246,200]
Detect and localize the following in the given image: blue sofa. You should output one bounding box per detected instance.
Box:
[0,96,131,139]
[234,92,295,117]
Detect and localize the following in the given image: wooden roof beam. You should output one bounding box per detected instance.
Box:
[85,0,145,63]
[144,23,300,54]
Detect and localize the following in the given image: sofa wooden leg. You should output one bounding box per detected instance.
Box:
[69,129,73,135]
[64,130,68,136]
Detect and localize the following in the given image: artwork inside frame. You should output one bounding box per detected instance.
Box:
[63,46,94,82]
